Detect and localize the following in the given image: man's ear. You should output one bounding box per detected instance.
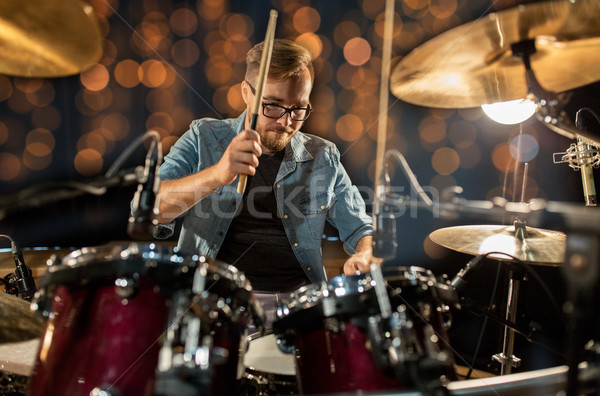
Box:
[241,80,252,106]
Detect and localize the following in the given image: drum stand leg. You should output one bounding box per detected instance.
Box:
[492,267,523,375]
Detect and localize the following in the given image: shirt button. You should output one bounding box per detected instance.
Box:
[320,205,325,210]
[283,214,288,219]
[307,266,312,272]
[219,231,223,236]
[232,201,236,206]
[293,242,298,247]
[276,184,281,189]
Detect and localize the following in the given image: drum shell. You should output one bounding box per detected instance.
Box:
[292,320,403,394]
[274,274,405,394]
[27,243,195,396]
[29,277,168,395]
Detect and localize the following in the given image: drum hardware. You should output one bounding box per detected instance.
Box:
[431,219,566,375]
[0,235,37,302]
[491,263,525,375]
[553,108,600,207]
[155,259,262,396]
[127,133,162,241]
[114,276,138,299]
[0,131,160,222]
[274,269,457,394]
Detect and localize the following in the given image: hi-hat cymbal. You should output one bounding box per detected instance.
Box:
[391,0,600,108]
[429,225,566,266]
[0,0,103,78]
[0,293,43,343]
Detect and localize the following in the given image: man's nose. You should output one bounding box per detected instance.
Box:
[276,112,293,127]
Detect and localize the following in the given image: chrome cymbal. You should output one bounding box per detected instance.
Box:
[391,0,600,108]
[429,224,566,266]
[0,0,103,77]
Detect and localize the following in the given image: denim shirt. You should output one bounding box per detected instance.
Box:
[157,112,372,284]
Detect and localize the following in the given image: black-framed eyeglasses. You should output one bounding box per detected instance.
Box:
[245,80,313,121]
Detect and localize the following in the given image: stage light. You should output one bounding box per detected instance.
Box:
[481,98,536,125]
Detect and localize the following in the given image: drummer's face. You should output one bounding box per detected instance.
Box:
[242,68,312,154]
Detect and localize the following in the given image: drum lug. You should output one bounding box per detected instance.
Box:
[114,276,138,300]
[90,386,117,396]
[275,334,296,355]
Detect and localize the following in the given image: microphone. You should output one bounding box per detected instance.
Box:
[372,185,398,261]
[11,241,37,301]
[128,141,161,240]
[450,254,486,292]
[575,113,597,207]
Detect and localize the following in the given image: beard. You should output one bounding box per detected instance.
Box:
[257,125,296,152]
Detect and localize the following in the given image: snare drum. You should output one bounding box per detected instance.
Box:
[240,332,297,395]
[273,273,404,394]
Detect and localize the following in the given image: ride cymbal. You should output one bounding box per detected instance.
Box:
[391,0,600,108]
[0,0,103,78]
[429,224,566,266]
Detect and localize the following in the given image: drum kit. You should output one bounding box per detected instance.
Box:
[1,0,600,395]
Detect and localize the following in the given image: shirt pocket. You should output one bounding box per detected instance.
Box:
[297,191,336,240]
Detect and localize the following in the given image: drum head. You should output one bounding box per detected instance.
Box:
[244,333,295,376]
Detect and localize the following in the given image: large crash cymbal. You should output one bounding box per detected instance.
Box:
[429,224,566,266]
[391,0,600,108]
[0,0,103,78]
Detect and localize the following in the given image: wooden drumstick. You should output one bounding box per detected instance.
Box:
[237,9,278,195]
[374,0,394,189]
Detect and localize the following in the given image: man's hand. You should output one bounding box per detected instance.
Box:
[343,251,371,275]
[342,236,382,275]
[215,129,262,186]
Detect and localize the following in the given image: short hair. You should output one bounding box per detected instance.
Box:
[245,38,314,85]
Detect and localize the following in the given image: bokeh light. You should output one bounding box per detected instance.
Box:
[344,38,372,66]
[80,64,110,91]
[140,60,168,87]
[0,153,21,180]
[172,39,201,67]
[114,60,142,88]
[170,7,198,37]
[431,147,460,175]
[25,128,55,157]
[74,148,103,176]
[336,114,364,141]
[293,7,321,33]
[492,143,517,172]
[0,76,14,101]
[296,33,323,59]
[509,134,539,162]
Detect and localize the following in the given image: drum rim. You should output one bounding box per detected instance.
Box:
[38,242,254,292]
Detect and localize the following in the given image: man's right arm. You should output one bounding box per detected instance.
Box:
[157,129,262,223]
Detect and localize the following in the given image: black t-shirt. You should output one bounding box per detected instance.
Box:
[216,150,310,292]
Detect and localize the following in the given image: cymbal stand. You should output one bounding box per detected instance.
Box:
[491,219,528,375]
[492,257,526,375]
